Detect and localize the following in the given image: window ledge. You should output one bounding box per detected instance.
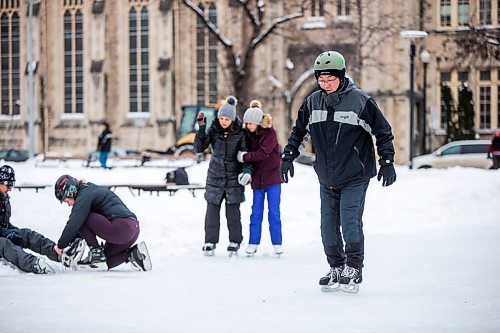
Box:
[302,16,327,30]
[61,113,84,120]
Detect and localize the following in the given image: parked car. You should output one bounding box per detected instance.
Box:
[0,149,30,162]
[413,140,493,169]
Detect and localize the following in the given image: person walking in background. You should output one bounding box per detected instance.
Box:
[487,132,500,169]
[53,174,151,271]
[0,165,60,274]
[238,100,283,256]
[280,51,396,293]
[194,96,252,256]
[97,121,112,169]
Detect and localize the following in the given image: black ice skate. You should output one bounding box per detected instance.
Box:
[61,238,86,270]
[339,265,363,293]
[33,258,55,274]
[128,241,152,271]
[227,242,240,257]
[77,245,108,271]
[319,266,343,292]
[202,243,216,256]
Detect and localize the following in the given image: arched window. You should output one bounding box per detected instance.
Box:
[0,2,20,116]
[196,2,218,106]
[129,1,150,113]
[63,1,84,114]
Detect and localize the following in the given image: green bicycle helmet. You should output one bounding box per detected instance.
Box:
[313,51,346,79]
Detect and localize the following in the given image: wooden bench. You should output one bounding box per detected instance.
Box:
[103,183,205,197]
[15,185,49,193]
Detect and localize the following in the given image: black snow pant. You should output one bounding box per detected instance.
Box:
[0,228,59,273]
[493,155,500,169]
[204,193,243,245]
[319,180,369,269]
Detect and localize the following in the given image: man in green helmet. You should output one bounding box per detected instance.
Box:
[280,51,396,293]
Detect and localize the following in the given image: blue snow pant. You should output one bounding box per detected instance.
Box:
[0,227,59,273]
[248,184,282,245]
[319,180,369,269]
[99,151,109,169]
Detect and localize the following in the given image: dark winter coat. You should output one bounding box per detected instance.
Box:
[97,129,112,152]
[0,192,15,229]
[194,117,251,205]
[244,127,282,190]
[57,183,136,248]
[489,136,500,155]
[285,78,395,189]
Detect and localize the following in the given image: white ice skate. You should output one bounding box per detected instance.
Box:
[61,238,87,270]
[273,245,283,257]
[245,244,258,257]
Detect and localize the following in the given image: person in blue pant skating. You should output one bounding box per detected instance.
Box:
[238,100,283,256]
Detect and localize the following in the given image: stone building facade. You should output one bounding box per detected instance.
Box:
[0,0,498,165]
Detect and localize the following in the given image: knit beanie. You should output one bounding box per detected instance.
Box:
[0,165,15,186]
[218,96,237,121]
[244,99,264,125]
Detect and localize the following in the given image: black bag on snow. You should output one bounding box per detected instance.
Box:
[166,167,189,185]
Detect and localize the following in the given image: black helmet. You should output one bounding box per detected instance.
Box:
[0,165,15,187]
[54,175,79,203]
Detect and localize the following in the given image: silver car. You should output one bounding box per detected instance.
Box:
[413,140,493,169]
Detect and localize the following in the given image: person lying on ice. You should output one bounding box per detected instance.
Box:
[53,174,152,271]
[0,165,82,274]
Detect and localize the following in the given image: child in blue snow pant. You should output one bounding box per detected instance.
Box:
[249,184,282,245]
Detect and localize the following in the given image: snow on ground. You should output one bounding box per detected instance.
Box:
[0,159,499,333]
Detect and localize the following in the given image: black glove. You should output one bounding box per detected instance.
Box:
[280,147,299,183]
[280,160,294,183]
[377,159,396,187]
[196,113,206,134]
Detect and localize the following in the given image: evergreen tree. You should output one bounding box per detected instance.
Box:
[441,83,458,143]
[457,83,475,140]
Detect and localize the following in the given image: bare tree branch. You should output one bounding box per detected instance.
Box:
[235,0,260,27]
[250,12,304,48]
[182,0,233,47]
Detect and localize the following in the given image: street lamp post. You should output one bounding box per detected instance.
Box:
[400,30,427,169]
[27,0,35,158]
[420,49,430,154]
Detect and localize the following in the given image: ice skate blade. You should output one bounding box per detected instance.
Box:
[228,251,238,257]
[320,283,340,292]
[246,253,255,257]
[204,250,215,256]
[340,283,360,294]
[76,261,108,271]
[137,241,152,271]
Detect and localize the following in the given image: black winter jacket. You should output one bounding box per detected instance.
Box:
[97,129,112,152]
[57,183,136,248]
[194,117,251,205]
[285,79,395,189]
[0,192,16,229]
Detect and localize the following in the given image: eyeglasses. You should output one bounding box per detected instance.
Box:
[317,78,338,85]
